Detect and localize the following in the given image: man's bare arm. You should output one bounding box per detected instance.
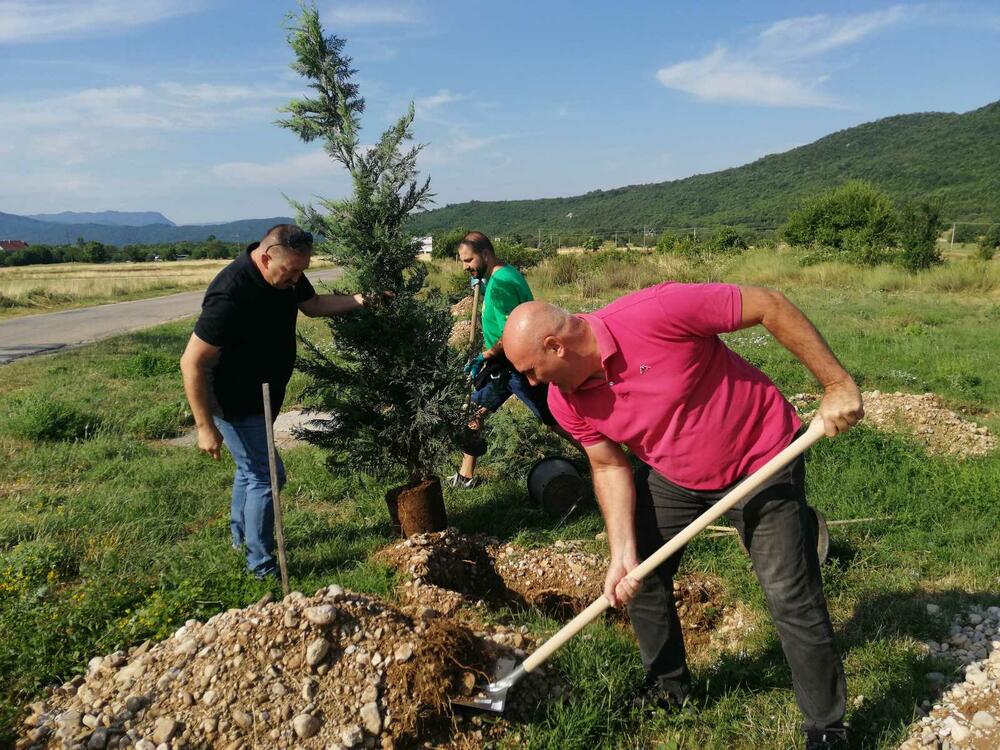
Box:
[738,286,864,436]
[298,293,364,317]
[179,333,223,459]
[585,438,642,608]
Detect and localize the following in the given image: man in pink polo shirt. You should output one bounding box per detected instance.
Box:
[503,282,863,750]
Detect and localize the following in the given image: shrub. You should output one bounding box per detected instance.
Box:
[582,236,601,251]
[496,241,555,271]
[706,226,748,254]
[444,269,473,304]
[977,224,1000,261]
[780,180,898,263]
[6,397,100,442]
[430,227,469,260]
[897,199,943,271]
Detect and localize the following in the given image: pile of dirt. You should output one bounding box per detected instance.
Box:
[17,586,524,750]
[450,297,474,319]
[378,529,734,646]
[449,297,476,349]
[899,605,1000,749]
[788,391,996,458]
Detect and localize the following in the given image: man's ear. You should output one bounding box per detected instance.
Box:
[542,335,564,357]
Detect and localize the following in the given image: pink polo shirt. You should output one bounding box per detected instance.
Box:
[547,282,801,490]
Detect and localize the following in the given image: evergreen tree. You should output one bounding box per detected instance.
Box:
[279,5,467,485]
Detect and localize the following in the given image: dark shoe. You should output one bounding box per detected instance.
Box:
[629,679,686,714]
[804,726,849,749]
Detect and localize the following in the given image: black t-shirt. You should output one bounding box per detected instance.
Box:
[194,245,316,420]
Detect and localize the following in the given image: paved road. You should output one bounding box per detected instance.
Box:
[0,267,343,364]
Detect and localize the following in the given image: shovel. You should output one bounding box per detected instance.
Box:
[452,417,827,712]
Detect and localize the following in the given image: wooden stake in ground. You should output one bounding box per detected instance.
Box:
[262,382,290,595]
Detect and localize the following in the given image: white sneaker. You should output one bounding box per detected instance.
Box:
[446,472,481,489]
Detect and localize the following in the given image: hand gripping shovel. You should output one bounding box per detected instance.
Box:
[452,417,827,712]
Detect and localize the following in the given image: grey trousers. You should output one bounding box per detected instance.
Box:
[627,454,847,730]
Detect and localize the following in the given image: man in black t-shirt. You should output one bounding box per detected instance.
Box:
[180,223,368,579]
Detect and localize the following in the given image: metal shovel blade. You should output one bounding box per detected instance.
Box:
[450,656,522,713]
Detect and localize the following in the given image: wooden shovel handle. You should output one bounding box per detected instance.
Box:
[521,417,826,674]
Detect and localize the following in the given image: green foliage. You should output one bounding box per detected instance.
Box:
[481,404,569,477]
[582,235,601,251]
[279,6,466,483]
[978,224,1000,260]
[430,227,469,260]
[0,238,243,267]
[495,240,555,271]
[781,181,898,264]
[706,226,749,254]
[898,199,943,271]
[407,101,1000,237]
[5,396,99,442]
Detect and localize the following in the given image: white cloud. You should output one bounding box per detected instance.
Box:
[656,6,913,107]
[325,3,418,27]
[656,46,838,108]
[209,150,344,187]
[757,6,909,58]
[0,81,292,137]
[0,0,200,44]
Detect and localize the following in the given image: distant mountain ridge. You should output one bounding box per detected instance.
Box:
[0,213,295,245]
[407,100,1000,236]
[25,211,176,227]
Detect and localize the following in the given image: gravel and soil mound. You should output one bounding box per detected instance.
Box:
[899,605,1000,749]
[377,529,738,651]
[17,586,535,750]
[789,391,996,458]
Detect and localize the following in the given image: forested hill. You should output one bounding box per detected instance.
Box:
[407,100,1000,236]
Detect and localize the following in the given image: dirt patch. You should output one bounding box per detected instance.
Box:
[377,529,739,652]
[17,586,550,750]
[789,390,996,458]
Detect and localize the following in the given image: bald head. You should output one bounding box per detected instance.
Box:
[503,301,601,392]
[504,301,571,354]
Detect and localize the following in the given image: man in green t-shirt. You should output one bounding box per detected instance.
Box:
[448,231,565,488]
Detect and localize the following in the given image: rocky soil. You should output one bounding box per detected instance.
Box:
[16,585,528,750]
[789,391,996,458]
[377,529,746,655]
[899,605,1000,749]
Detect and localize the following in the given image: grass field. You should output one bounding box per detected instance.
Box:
[0,248,997,748]
[0,257,337,320]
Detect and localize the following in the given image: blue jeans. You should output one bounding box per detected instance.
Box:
[213,414,285,577]
[471,370,556,425]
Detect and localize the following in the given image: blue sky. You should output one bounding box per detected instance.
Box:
[2,1,998,225]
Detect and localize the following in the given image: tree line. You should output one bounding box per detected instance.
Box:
[0,236,241,267]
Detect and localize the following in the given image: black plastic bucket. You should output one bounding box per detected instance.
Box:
[527,456,586,516]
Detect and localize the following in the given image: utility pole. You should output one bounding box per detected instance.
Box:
[950,223,956,251]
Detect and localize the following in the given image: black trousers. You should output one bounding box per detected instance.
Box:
[627,454,846,731]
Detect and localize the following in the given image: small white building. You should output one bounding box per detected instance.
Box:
[414,236,433,255]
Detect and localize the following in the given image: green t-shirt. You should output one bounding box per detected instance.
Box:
[481,264,533,349]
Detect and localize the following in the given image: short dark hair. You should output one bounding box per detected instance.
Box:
[458,231,494,255]
[262,224,313,254]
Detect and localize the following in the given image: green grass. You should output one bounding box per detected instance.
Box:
[1,255,998,748]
